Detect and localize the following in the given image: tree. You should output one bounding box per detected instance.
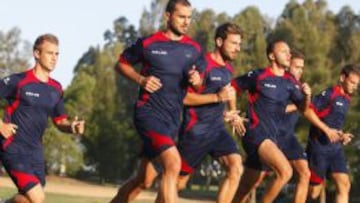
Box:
[43,125,84,176]
[0,27,30,77]
[272,0,336,92]
[232,6,270,75]
[332,6,360,65]
[139,0,168,36]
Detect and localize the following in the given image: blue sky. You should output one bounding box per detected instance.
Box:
[1,0,359,88]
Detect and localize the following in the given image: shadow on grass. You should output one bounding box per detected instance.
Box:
[179,188,216,201]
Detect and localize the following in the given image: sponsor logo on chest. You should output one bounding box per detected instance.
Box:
[264,83,277,89]
[336,101,344,106]
[25,91,40,97]
[151,50,168,55]
[211,76,222,81]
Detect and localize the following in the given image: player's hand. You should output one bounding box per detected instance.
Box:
[71,116,85,135]
[340,132,354,145]
[0,122,18,139]
[224,110,239,122]
[217,84,235,103]
[188,65,202,87]
[325,128,341,143]
[224,110,248,136]
[302,83,312,97]
[141,76,162,93]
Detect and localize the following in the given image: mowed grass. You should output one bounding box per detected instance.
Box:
[0,187,111,203]
[0,187,215,203]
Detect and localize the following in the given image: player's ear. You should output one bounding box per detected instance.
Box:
[268,53,275,61]
[34,49,40,61]
[340,74,345,83]
[215,37,223,48]
[164,11,171,22]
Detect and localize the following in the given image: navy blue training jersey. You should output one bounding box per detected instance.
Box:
[280,101,300,138]
[0,69,66,153]
[232,67,304,139]
[308,85,351,150]
[119,31,203,125]
[181,53,234,136]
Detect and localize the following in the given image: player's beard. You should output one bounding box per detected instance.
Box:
[344,85,355,95]
[168,22,187,37]
[220,47,234,62]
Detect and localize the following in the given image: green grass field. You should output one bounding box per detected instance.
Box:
[0,187,111,203]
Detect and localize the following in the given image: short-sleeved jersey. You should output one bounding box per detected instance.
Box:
[0,69,66,154]
[119,31,203,125]
[279,101,300,138]
[308,85,351,151]
[232,67,304,140]
[181,53,234,137]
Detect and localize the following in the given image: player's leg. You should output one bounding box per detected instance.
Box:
[2,154,45,203]
[217,153,243,203]
[177,174,191,191]
[132,115,180,203]
[110,158,158,203]
[5,194,30,203]
[258,139,293,203]
[232,167,266,203]
[308,183,325,200]
[157,146,181,203]
[307,145,330,201]
[285,137,310,203]
[290,159,311,203]
[329,149,351,203]
[23,185,45,203]
[4,185,44,203]
[211,131,243,203]
[233,135,268,203]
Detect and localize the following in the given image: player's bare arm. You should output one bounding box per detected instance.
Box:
[54,116,85,135]
[183,84,235,106]
[117,62,162,93]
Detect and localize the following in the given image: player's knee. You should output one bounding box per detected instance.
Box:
[12,194,31,203]
[177,180,187,191]
[338,178,351,193]
[281,166,293,179]
[298,167,311,181]
[177,174,190,191]
[28,192,45,203]
[226,163,243,181]
[163,159,181,175]
[308,190,319,200]
[277,165,293,183]
[308,185,321,200]
[141,178,155,189]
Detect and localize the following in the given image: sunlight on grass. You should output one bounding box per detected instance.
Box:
[0,187,110,203]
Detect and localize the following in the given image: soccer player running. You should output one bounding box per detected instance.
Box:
[277,50,311,203]
[177,22,245,203]
[110,0,204,202]
[0,34,85,203]
[307,64,359,203]
[231,40,340,203]
[234,50,312,203]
